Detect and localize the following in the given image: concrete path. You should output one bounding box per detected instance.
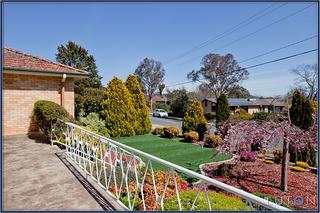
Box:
[3,133,116,211]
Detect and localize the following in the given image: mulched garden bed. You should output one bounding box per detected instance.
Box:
[201,161,318,210]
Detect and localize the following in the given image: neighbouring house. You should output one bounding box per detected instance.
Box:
[3,48,88,135]
[202,98,287,114]
[152,95,170,105]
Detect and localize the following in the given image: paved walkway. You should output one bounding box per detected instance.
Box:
[3,133,118,211]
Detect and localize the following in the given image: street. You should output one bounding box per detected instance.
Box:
[150,114,216,134]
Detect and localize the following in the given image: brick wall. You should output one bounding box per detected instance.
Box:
[3,73,75,135]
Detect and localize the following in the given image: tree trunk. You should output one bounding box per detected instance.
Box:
[281,135,289,191]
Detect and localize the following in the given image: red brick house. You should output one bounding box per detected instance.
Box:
[2,48,88,135]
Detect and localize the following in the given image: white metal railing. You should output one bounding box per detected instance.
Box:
[51,120,291,211]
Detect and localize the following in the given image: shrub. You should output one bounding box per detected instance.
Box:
[152,127,164,135]
[204,135,222,147]
[291,166,306,172]
[240,150,257,162]
[161,126,179,138]
[217,163,234,177]
[75,87,104,117]
[183,131,199,143]
[182,101,207,140]
[230,108,254,120]
[216,93,230,124]
[296,161,309,169]
[204,112,216,121]
[257,153,264,159]
[163,190,250,210]
[253,112,271,121]
[33,100,73,138]
[264,160,274,164]
[100,77,136,137]
[79,112,109,137]
[273,150,283,164]
[125,74,152,134]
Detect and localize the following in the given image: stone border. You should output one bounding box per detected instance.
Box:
[193,155,236,185]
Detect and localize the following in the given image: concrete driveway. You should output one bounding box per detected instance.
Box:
[2,133,118,211]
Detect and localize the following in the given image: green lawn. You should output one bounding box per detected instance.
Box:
[114,134,230,173]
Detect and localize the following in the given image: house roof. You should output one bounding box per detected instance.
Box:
[203,98,287,107]
[3,48,89,77]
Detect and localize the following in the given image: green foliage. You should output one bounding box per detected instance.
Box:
[291,166,306,172]
[230,108,253,120]
[153,102,171,113]
[79,112,109,137]
[163,190,250,210]
[228,85,251,98]
[216,93,230,124]
[204,112,216,121]
[100,77,136,137]
[56,41,102,94]
[170,89,190,117]
[301,99,313,130]
[273,150,283,164]
[182,101,208,140]
[125,74,152,135]
[161,126,179,138]
[289,91,313,130]
[204,134,222,147]
[75,87,104,117]
[152,127,164,135]
[296,161,309,169]
[33,100,73,138]
[183,131,199,143]
[253,111,272,121]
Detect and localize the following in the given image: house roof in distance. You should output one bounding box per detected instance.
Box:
[203,98,287,107]
[3,48,88,76]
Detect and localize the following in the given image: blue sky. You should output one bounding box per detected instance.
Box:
[3,2,318,97]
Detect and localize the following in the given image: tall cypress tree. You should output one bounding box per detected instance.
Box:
[100,77,136,137]
[216,93,230,124]
[301,99,313,130]
[125,74,152,135]
[290,91,304,127]
[182,101,208,140]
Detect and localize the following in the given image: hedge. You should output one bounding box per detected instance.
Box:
[33,100,73,138]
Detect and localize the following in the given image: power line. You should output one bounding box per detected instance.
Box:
[238,35,318,63]
[164,3,286,65]
[166,48,318,88]
[178,3,314,66]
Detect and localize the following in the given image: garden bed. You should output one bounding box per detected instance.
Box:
[202,161,318,210]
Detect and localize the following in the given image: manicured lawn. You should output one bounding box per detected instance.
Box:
[114,134,230,173]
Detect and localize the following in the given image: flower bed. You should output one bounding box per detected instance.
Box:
[202,161,318,210]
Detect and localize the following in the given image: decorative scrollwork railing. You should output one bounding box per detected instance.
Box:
[51,120,290,211]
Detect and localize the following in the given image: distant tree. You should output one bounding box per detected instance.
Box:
[187,53,249,98]
[228,85,251,98]
[158,84,166,96]
[56,41,102,93]
[125,74,152,135]
[182,101,208,140]
[100,77,136,137]
[170,89,190,117]
[134,58,165,101]
[216,93,230,124]
[291,64,318,100]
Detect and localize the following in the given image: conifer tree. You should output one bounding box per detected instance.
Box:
[100,77,136,137]
[290,90,304,127]
[125,74,152,134]
[301,99,313,130]
[216,93,230,124]
[182,101,208,140]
